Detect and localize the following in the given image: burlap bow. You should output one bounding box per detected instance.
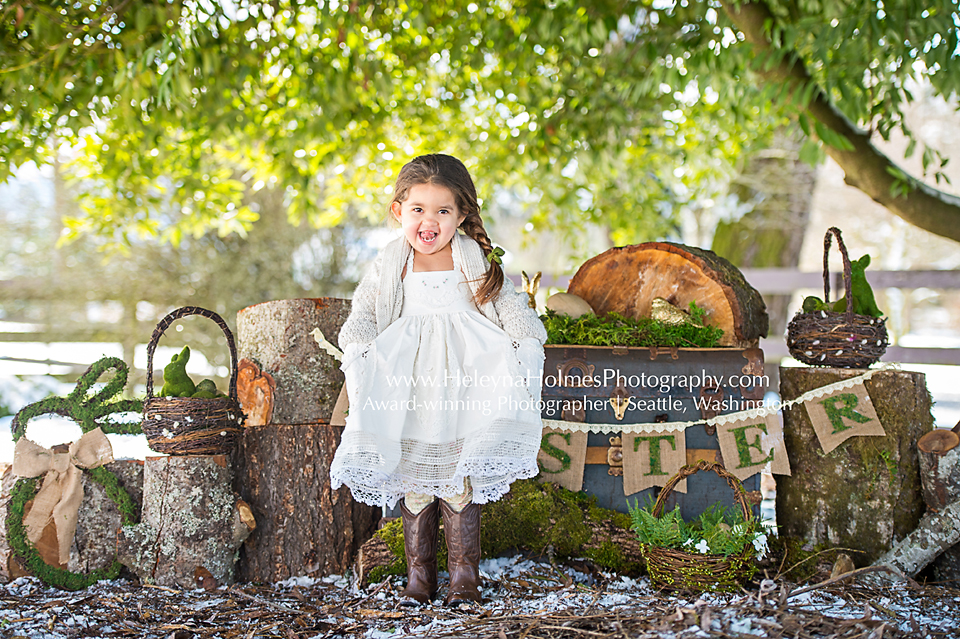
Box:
[12,427,114,565]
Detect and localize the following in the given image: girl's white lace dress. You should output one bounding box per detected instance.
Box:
[330,257,543,508]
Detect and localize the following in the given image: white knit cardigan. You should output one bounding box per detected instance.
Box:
[338,232,547,348]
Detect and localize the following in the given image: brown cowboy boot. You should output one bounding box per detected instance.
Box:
[440,500,482,605]
[398,498,439,605]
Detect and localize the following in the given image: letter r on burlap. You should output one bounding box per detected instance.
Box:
[803,383,884,453]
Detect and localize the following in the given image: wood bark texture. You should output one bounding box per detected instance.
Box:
[234,423,381,583]
[918,429,960,512]
[118,455,253,589]
[0,461,144,582]
[236,298,350,425]
[916,428,960,584]
[70,460,144,575]
[875,499,960,578]
[776,367,933,565]
[566,243,768,348]
[236,359,276,427]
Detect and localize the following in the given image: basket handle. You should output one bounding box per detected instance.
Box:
[822,227,854,319]
[651,460,752,523]
[145,306,239,401]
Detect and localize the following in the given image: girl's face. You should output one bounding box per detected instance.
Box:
[392,183,463,256]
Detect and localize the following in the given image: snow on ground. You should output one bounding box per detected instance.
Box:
[0,556,958,638]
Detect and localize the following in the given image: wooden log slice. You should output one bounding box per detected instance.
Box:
[567,243,768,347]
[776,367,933,565]
[236,298,350,425]
[234,423,381,583]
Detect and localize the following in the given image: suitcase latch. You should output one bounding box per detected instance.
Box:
[606,436,623,476]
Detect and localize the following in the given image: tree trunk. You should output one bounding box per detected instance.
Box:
[711,132,815,340]
[234,296,380,582]
[566,242,768,347]
[721,0,960,245]
[236,298,350,425]
[234,423,380,583]
[776,367,933,565]
[118,455,254,589]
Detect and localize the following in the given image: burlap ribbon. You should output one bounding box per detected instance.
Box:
[12,427,114,564]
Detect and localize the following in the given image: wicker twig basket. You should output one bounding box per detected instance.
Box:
[142,307,244,456]
[786,227,887,368]
[640,461,756,592]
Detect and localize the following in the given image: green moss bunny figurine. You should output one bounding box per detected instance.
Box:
[160,346,197,397]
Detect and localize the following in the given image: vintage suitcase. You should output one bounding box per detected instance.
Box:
[540,345,767,519]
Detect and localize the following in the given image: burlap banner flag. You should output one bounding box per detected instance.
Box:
[622,429,687,496]
[803,382,885,453]
[716,414,791,482]
[537,428,588,492]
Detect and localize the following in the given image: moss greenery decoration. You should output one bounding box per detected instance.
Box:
[629,498,767,558]
[628,497,766,591]
[368,479,643,583]
[7,357,142,591]
[11,357,143,440]
[541,305,724,348]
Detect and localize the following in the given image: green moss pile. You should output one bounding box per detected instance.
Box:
[368,479,643,583]
[541,307,723,348]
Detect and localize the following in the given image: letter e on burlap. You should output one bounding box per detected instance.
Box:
[537,428,588,492]
[803,383,884,453]
[623,429,687,495]
[716,414,791,482]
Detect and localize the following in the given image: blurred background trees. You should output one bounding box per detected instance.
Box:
[1,0,959,385]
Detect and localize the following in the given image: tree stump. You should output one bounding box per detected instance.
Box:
[1,460,144,583]
[235,423,380,582]
[916,426,960,584]
[118,455,254,589]
[70,460,144,575]
[776,367,933,565]
[236,298,350,425]
[234,298,380,583]
[917,428,960,512]
[566,243,768,347]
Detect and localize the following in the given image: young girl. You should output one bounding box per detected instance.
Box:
[331,154,546,606]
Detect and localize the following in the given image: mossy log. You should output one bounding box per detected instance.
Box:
[354,479,645,588]
[776,367,933,566]
[1,461,143,583]
[118,456,254,589]
[234,423,381,583]
[566,243,768,348]
[236,298,350,425]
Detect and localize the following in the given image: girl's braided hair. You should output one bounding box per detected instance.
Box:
[391,154,504,306]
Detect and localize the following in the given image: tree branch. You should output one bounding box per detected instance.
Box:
[721,0,960,244]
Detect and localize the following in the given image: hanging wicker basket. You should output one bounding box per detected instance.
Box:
[640,461,757,592]
[142,307,244,456]
[786,227,888,368]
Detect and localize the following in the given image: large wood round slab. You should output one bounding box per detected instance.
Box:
[567,243,768,347]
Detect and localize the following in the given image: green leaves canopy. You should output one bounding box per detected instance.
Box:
[2,0,958,247]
